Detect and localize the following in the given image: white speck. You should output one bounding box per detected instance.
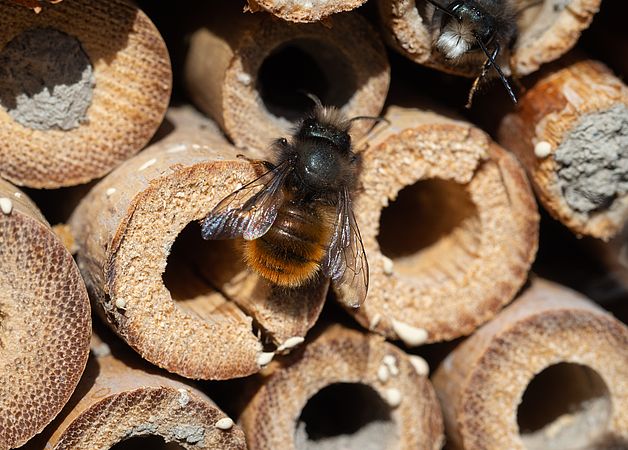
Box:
[115,298,126,309]
[91,341,111,358]
[409,355,429,376]
[167,144,187,153]
[391,319,428,347]
[215,417,234,430]
[106,187,116,197]
[13,192,22,198]
[177,388,190,407]
[303,1,313,7]
[384,388,402,408]
[256,351,274,367]
[534,141,552,159]
[370,313,382,330]
[383,354,399,376]
[175,191,186,198]
[138,158,157,171]
[377,364,389,383]
[277,336,304,352]
[235,183,243,190]
[236,72,252,86]
[0,197,13,215]
[192,144,201,149]
[382,256,394,275]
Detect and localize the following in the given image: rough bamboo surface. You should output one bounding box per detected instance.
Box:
[184,3,390,151]
[343,105,538,344]
[69,106,328,380]
[0,178,91,449]
[30,334,247,449]
[498,59,628,240]
[10,0,60,13]
[246,0,367,22]
[0,0,171,188]
[240,325,444,450]
[433,278,628,450]
[377,0,601,78]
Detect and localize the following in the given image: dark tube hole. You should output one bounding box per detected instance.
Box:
[110,435,186,450]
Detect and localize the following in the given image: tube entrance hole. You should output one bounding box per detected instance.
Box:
[295,383,397,450]
[377,179,481,278]
[162,221,245,318]
[518,363,611,450]
[258,39,356,122]
[110,435,185,450]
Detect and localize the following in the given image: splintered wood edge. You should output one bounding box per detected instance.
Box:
[0,0,172,188]
[246,0,367,22]
[41,347,246,449]
[432,278,628,450]
[343,106,538,344]
[186,11,389,151]
[0,178,91,449]
[240,324,444,449]
[69,107,327,379]
[498,59,628,240]
[377,0,601,77]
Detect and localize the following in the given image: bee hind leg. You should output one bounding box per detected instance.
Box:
[466,47,496,109]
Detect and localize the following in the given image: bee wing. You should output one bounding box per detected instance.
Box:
[201,161,291,241]
[322,188,369,308]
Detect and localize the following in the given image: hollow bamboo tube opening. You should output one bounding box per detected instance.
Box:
[498,58,628,240]
[377,0,601,78]
[31,333,247,449]
[246,0,367,23]
[69,107,327,380]
[239,325,444,449]
[343,106,538,344]
[432,278,628,450]
[0,0,171,188]
[0,178,91,449]
[184,3,389,151]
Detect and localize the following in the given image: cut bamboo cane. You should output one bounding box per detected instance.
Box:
[0,178,91,449]
[28,333,247,449]
[432,278,628,450]
[0,0,171,188]
[342,105,538,344]
[245,0,367,23]
[10,0,60,13]
[69,106,328,380]
[239,324,444,450]
[498,58,628,240]
[377,0,601,78]
[183,3,389,151]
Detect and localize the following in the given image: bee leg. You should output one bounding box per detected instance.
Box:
[236,154,275,171]
[466,45,498,109]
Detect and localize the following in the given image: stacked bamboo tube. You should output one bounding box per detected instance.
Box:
[2,0,626,449]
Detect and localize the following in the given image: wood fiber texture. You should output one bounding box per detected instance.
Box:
[246,0,367,22]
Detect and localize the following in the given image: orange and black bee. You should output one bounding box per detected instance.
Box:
[200,97,369,308]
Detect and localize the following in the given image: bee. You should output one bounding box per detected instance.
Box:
[426,0,519,107]
[200,97,369,309]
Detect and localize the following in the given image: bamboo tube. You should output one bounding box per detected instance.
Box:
[377,0,601,78]
[27,333,247,449]
[432,278,628,450]
[183,2,389,151]
[239,324,444,449]
[0,0,171,188]
[342,105,538,344]
[0,179,91,449]
[245,0,367,23]
[10,0,59,13]
[498,58,628,240]
[69,106,328,380]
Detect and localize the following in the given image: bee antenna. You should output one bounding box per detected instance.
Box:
[424,0,457,18]
[349,116,390,125]
[474,37,518,105]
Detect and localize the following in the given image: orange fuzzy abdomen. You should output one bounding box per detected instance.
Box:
[243,202,333,287]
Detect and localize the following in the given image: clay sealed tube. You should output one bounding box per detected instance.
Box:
[69,107,328,380]
[28,334,247,450]
[0,0,171,188]
[239,325,444,450]
[246,0,368,23]
[498,58,628,240]
[0,179,91,449]
[377,0,601,78]
[342,106,538,344]
[433,278,628,450]
[184,3,389,151]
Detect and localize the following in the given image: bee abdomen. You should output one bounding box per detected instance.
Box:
[244,203,332,287]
